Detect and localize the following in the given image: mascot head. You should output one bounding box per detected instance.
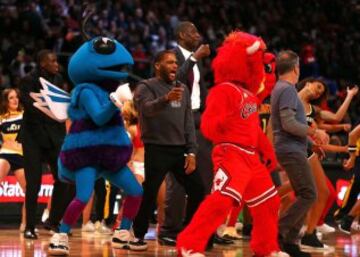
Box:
[212,31,276,102]
[68,37,133,85]
[68,6,134,86]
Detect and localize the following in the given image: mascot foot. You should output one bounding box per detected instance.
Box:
[48,233,69,256]
[112,229,148,251]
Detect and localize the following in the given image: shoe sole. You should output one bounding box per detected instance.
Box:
[48,248,69,256]
[111,241,148,251]
[338,225,351,235]
[300,244,335,253]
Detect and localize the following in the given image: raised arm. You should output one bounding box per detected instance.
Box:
[319,86,358,122]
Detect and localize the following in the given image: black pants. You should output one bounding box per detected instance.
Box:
[159,127,213,238]
[23,134,75,229]
[133,144,205,239]
[336,156,360,217]
[94,178,106,221]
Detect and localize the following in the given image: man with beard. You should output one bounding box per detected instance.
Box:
[132,50,205,242]
[158,21,221,246]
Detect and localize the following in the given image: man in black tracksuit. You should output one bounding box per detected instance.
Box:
[19,49,74,239]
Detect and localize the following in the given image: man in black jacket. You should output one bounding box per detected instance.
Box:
[132,50,205,243]
[19,50,74,239]
[158,22,231,246]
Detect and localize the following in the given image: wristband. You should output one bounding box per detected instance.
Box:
[348,145,357,153]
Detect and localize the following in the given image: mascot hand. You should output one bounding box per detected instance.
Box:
[110,92,123,109]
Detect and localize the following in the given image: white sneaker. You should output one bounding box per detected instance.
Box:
[266,251,290,257]
[48,233,69,256]
[42,208,50,223]
[222,226,242,240]
[317,223,335,234]
[180,248,205,257]
[112,229,148,251]
[95,221,112,235]
[82,221,95,233]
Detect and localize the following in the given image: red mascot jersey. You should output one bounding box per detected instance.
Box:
[201,82,261,148]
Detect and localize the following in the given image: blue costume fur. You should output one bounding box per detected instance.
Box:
[57,37,143,234]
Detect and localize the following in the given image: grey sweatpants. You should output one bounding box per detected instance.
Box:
[277,151,317,243]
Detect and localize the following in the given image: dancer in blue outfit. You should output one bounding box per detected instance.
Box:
[48,34,147,256]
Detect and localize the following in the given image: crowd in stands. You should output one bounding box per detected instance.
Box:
[0,0,359,125]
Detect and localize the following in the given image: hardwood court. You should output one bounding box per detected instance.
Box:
[0,228,359,257]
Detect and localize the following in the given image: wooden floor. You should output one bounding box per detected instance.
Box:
[0,227,359,257]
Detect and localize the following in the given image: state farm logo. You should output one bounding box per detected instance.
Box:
[0,174,54,203]
[0,182,25,197]
[241,102,257,119]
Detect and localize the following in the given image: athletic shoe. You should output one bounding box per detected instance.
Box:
[282,243,311,257]
[81,221,95,233]
[180,248,205,257]
[317,223,335,234]
[95,220,112,235]
[300,231,333,252]
[112,229,147,251]
[338,215,354,235]
[48,233,69,256]
[222,226,242,240]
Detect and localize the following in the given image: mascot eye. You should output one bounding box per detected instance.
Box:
[264,63,272,74]
[93,37,116,55]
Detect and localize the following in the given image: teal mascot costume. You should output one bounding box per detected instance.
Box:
[48,35,147,255]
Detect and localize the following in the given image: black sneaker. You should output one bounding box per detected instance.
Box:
[129,238,148,251]
[301,231,333,252]
[282,243,311,257]
[338,215,355,234]
[24,228,38,239]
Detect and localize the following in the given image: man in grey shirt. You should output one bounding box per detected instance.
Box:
[271,50,329,257]
[132,50,205,242]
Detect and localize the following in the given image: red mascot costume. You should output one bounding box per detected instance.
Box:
[176,31,288,257]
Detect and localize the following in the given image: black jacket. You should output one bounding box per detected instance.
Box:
[173,46,208,113]
[18,69,66,148]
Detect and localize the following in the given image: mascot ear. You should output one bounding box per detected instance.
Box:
[257,52,276,103]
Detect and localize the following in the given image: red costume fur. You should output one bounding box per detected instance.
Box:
[176,31,280,257]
